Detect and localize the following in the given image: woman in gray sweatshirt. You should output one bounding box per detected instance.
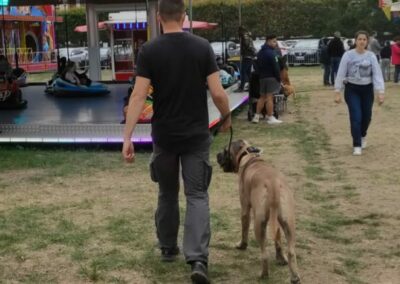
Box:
[334,31,385,156]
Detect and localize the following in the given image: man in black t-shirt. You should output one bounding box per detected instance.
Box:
[122,1,231,283]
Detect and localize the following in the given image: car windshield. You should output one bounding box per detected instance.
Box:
[253,40,265,51]
[294,40,319,49]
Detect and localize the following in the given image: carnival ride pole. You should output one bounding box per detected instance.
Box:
[189,0,193,33]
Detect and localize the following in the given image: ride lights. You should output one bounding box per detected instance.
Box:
[114,22,147,30]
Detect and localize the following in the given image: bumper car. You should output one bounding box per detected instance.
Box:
[121,83,154,124]
[13,68,28,87]
[0,73,27,109]
[46,77,110,97]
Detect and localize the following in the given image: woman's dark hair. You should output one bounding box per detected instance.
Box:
[158,0,185,22]
[355,30,369,40]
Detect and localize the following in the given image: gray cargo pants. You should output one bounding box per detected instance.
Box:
[150,142,212,264]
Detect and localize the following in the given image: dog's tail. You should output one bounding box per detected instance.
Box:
[269,179,281,241]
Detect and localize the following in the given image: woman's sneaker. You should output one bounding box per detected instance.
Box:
[267,116,283,125]
[361,137,367,149]
[353,147,362,156]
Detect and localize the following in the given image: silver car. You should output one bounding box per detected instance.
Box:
[210,41,240,59]
[287,39,320,66]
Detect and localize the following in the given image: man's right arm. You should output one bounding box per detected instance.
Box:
[122,76,151,162]
[207,72,231,131]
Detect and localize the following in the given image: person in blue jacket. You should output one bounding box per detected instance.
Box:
[252,34,282,124]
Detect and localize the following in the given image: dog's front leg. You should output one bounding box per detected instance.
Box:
[236,186,250,250]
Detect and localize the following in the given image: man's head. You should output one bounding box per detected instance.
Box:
[334,31,341,38]
[238,26,247,36]
[158,0,185,24]
[266,34,278,49]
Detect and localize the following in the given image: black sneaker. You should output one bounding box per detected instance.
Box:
[161,246,180,262]
[190,261,210,284]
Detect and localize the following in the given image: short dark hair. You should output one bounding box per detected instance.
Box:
[266,34,277,41]
[158,0,185,22]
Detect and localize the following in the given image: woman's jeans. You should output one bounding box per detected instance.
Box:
[344,83,374,147]
[394,65,400,83]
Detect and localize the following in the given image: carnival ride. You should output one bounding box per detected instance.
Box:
[0,71,27,109]
[45,77,110,96]
[0,0,248,144]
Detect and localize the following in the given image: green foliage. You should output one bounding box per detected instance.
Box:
[55,7,109,47]
[194,0,399,41]
[54,1,399,45]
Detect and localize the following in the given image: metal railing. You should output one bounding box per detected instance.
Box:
[0,49,57,64]
[287,48,320,66]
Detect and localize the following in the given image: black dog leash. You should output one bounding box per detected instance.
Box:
[211,113,233,141]
[211,113,234,167]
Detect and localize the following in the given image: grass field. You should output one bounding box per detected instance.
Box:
[1,66,400,283]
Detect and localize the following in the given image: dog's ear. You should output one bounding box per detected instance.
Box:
[231,140,245,155]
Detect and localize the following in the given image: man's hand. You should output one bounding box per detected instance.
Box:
[220,115,232,132]
[122,139,135,163]
[378,94,385,106]
[334,92,342,104]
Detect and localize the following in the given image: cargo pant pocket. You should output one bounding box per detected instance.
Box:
[149,153,159,183]
[203,160,213,190]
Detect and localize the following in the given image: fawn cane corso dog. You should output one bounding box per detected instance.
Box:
[217,139,301,283]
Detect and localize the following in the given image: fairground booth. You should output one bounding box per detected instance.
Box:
[75,11,217,81]
[0,3,61,72]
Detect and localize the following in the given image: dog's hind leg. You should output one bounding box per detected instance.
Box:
[274,228,288,265]
[235,203,250,250]
[279,217,301,284]
[254,211,269,279]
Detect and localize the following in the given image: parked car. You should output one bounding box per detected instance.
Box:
[59,47,111,68]
[210,41,240,59]
[287,39,320,66]
[100,47,111,68]
[58,47,88,64]
[284,40,299,48]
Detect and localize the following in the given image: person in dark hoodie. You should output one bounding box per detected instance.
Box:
[328,31,345,85]
[237,26,256,92]
[252,34,282,124]
[320,37,331,86]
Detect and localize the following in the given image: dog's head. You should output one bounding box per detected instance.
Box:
[216,139,261,173]
[283,84,295,97]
